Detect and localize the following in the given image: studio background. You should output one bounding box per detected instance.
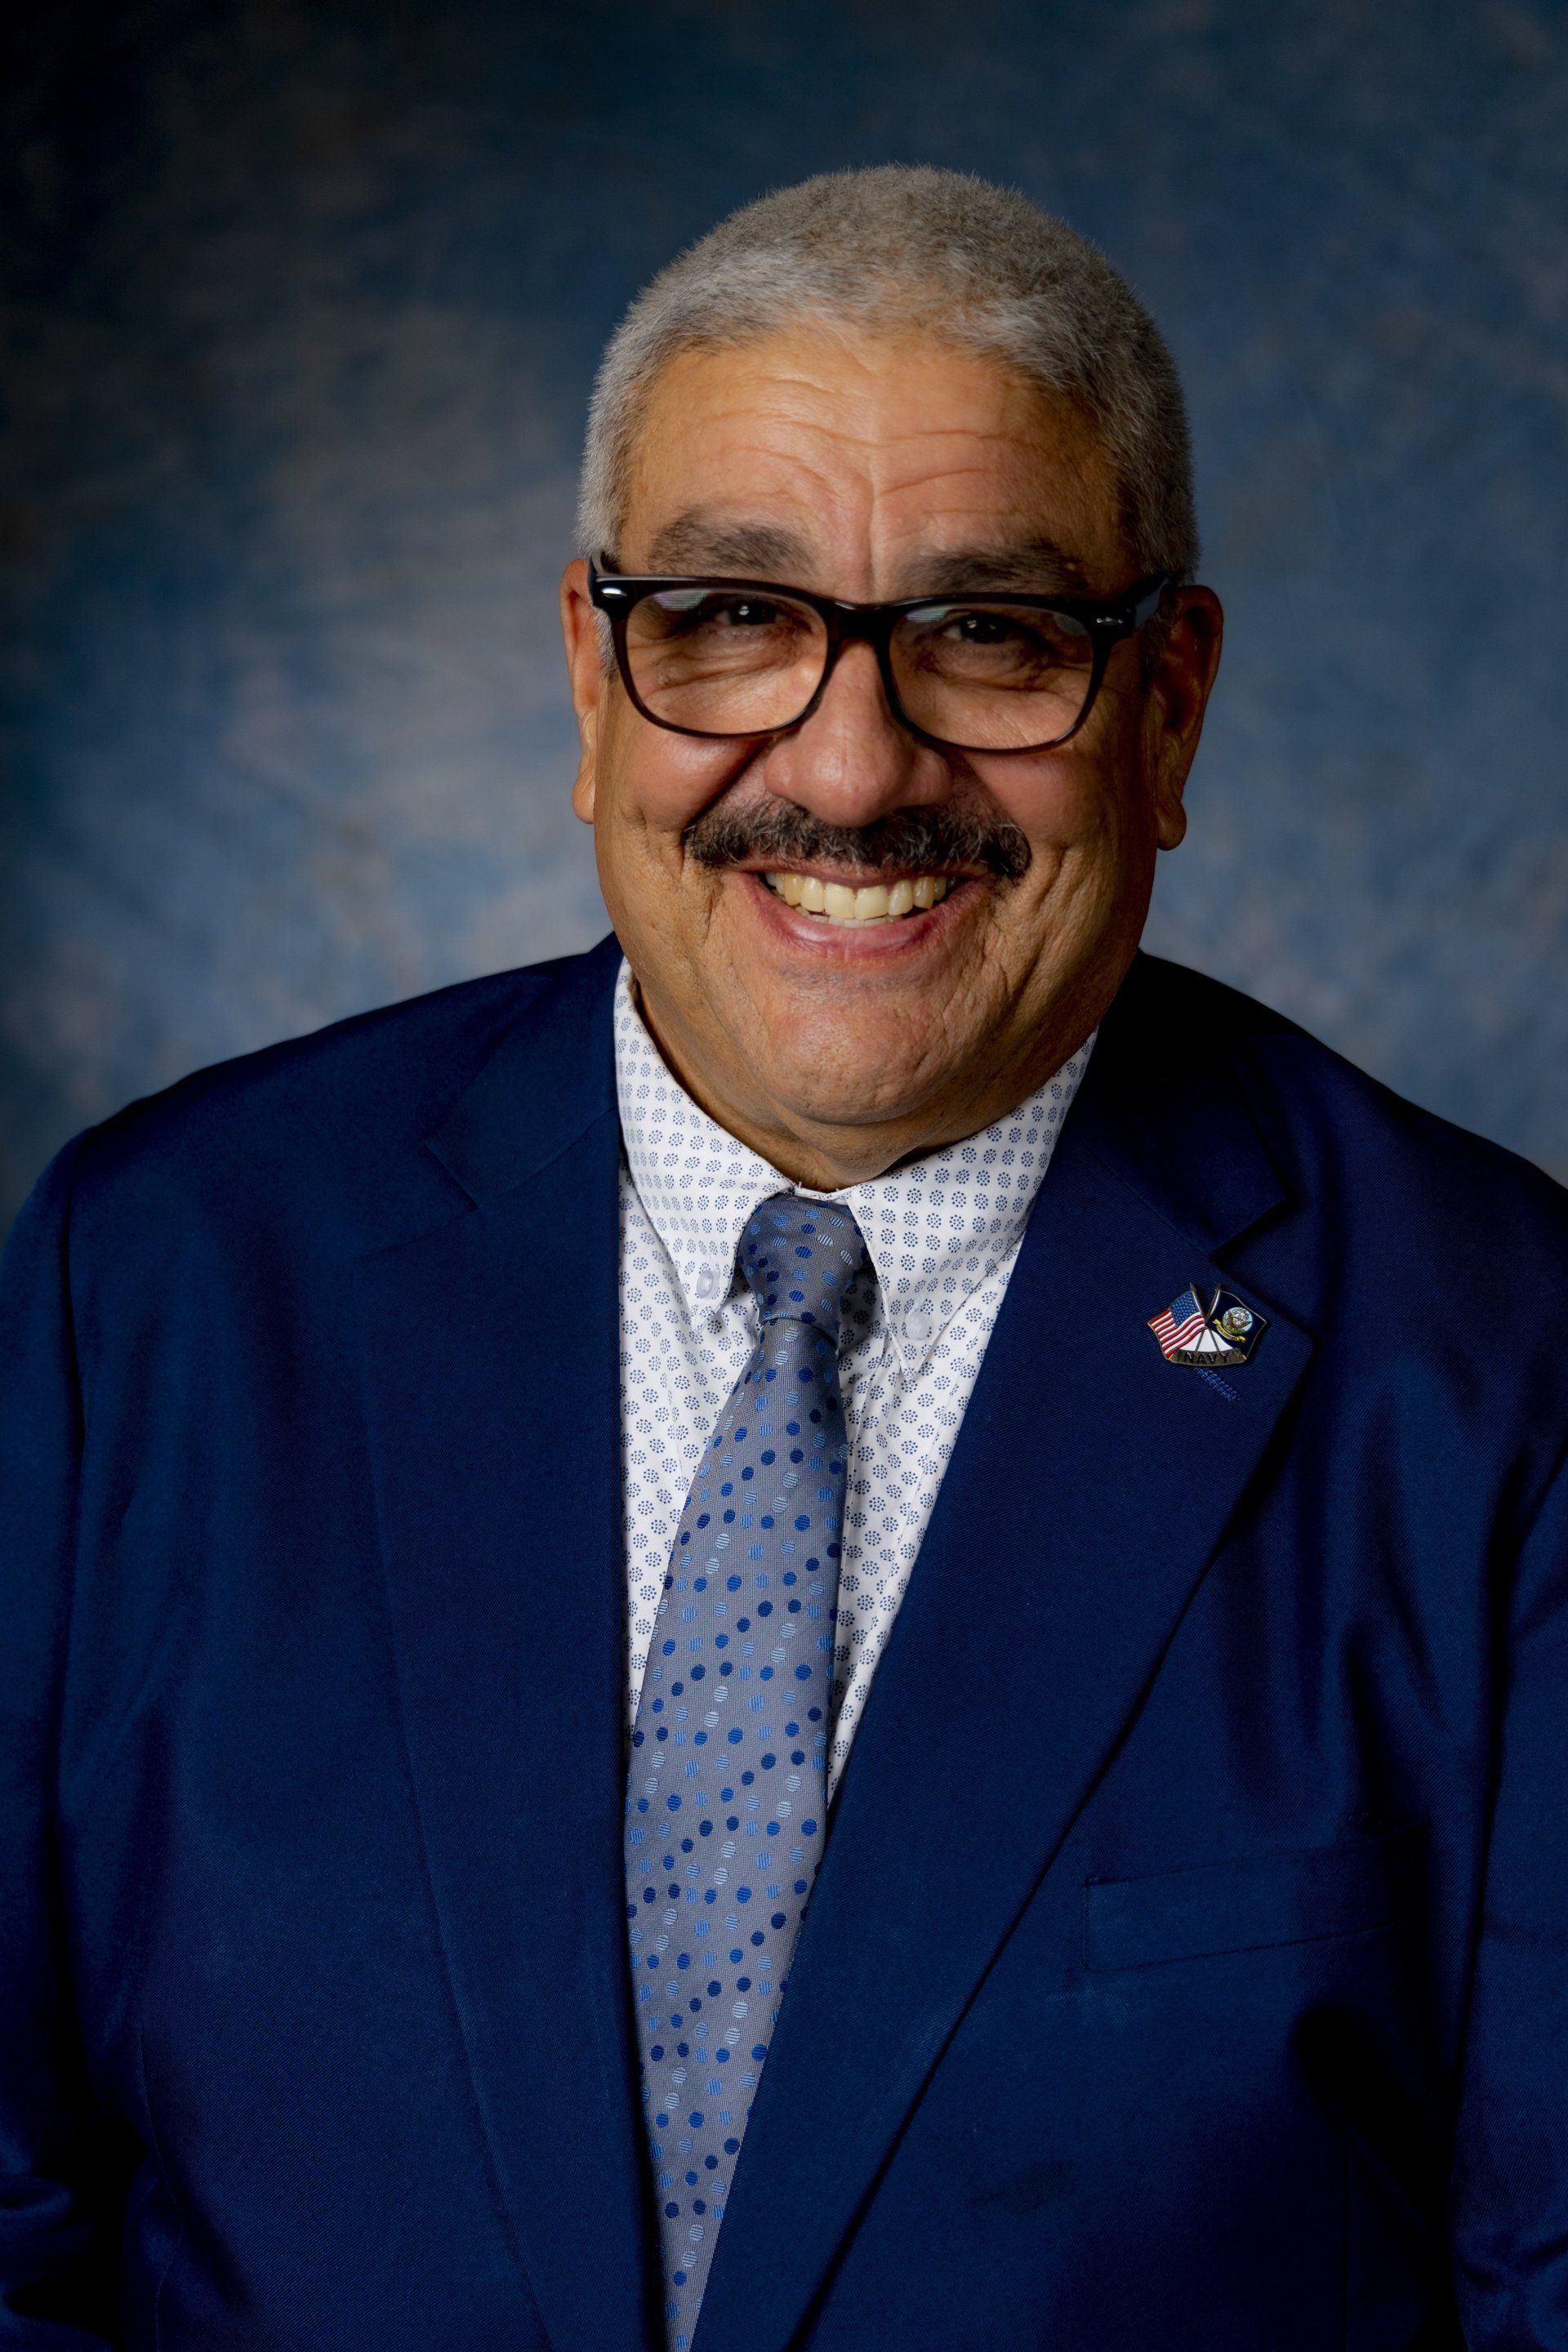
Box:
[2,0,1565,1235]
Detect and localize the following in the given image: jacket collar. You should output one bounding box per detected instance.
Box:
[1071,951,1289,1254]
[425,930,623,1207]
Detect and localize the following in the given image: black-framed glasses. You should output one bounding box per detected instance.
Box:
[589,561,1171,755]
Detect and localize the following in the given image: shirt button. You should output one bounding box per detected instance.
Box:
[694,1269,719,1302]
[906,1311,933,1344]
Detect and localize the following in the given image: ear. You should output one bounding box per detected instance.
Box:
[1143,586,1223,851]
[560,556,604,822]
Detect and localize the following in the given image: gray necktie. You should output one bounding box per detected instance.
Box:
[625,1192,868,2350]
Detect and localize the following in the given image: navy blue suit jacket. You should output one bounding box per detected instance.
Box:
[4,936,1568,2350]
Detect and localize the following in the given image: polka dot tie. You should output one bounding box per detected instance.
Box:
[625,1192,869,2350]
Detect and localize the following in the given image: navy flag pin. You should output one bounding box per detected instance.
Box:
[1148,1285,1267,1369]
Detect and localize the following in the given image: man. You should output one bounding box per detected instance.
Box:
[2,164,1566,2352]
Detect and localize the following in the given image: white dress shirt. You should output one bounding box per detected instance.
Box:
[615,959,1092,1794]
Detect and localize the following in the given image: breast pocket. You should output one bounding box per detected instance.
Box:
[1083,1823,1426,1973]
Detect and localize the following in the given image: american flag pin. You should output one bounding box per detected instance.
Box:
[1148,1285,1267,1368]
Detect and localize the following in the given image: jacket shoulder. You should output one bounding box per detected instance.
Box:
[62,938,621,1260]
[1129,952,1568,1280]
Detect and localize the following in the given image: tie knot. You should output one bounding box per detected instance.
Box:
[738,1193,867,1344]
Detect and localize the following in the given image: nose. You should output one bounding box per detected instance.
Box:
[756,639,955,828]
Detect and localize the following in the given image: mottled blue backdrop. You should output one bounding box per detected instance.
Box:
[2,0,1566,1227]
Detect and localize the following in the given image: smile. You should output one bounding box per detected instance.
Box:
[762,871,955,924]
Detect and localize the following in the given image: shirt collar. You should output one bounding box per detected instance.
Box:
[613,958,1093,1375]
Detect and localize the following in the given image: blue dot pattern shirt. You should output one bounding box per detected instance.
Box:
[626,1193,868,2350]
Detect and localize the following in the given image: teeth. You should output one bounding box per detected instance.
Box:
[763,871,952,923]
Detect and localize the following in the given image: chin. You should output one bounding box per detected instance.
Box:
[745,1029,951,1136]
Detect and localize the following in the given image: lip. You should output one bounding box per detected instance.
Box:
[730,867,980,959]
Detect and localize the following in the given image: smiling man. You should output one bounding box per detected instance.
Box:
[3,169,1568,2352]
[562,304,1207,1190]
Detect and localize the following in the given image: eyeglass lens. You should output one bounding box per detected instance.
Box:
[621,586,1098,751]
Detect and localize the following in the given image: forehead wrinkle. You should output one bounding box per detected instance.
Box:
[858,431,1061,504]
[862,415,1110,492]
[862,437,1118,565]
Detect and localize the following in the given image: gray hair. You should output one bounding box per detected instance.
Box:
[577,165,1198,584]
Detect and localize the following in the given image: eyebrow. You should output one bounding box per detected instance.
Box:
[640,512,814,576]
[896,537,1098,599]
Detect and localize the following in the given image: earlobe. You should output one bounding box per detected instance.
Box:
[1147,711,1190,852]
[1154,786,1188,852]
[572,732,597,824]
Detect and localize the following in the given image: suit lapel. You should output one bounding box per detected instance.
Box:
[354,940,657,2352]
[693,960,1315,2352]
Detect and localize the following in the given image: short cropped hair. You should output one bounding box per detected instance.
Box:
[577,165,1198,583]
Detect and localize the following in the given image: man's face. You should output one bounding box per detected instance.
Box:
[561,323,1221,1184]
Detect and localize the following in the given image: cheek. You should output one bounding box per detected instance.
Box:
[967,757,1112,858]
[971,703,1152,864]
[597,702,750,855]
[597,696,756,856]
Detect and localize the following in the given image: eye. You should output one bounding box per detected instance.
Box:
[942,609,1024,647]
[899,599,1094,674]
[719,597,786,630]
[649,590,795,633]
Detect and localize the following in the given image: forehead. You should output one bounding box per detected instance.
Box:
[620,323,1129,595]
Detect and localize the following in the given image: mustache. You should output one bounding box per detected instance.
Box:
[683,799,1031,882]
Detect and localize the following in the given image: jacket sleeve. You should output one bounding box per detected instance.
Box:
[1450,1445,1568,2346]
[0,1143,120,2347]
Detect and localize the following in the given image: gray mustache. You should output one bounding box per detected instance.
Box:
[684,800,1031,881]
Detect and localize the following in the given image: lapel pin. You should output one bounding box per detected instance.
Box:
[1148,1285,1267,1369]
